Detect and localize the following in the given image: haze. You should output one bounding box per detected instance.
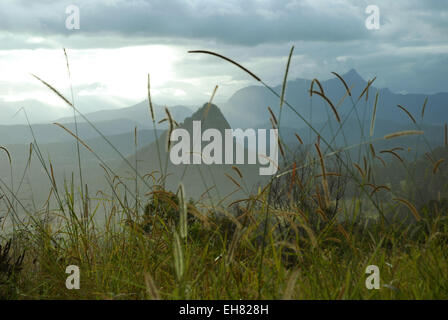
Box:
[0,0,447,125]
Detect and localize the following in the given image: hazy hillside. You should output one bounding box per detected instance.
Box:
[0,118,148,145]
[223,69,448,129]
[0,128,163,210]
[271,118,446,158]
[3,128,161,169]
[0,98,73,125]
[3,69,447,208]
[120,103,267,202]
[56,100,193,127]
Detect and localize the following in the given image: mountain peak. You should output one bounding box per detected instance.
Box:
[183,103,231,131]
[342,68,365,84]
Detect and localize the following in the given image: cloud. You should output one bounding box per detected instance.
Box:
[0,0,445,51]
[0,0,447,110]
[0,0,383,49]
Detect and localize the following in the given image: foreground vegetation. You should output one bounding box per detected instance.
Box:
[1,181,448,299]
[1,48,448,299]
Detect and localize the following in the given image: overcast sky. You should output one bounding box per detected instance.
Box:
[0,0,447,117]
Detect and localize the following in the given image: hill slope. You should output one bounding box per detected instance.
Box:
[223,69,448,129]
[120,103,267,202]
[56,100,192,128]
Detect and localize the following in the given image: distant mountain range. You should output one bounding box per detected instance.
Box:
[222,69,448,129]
[0,118,149,145]
[0,99,74,125]
[2,68,446,141]
[55,101,193,127]
[0,96,192,130]
[2,68,448,205]
[118,101,447,201]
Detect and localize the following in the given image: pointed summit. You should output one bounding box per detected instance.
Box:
[342,68,366,85]
[183,103,231,132]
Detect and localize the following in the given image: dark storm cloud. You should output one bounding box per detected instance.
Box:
[0,0,375,47]
[0,0,445,50]
[0,0,447,95]
[0,0,446,50]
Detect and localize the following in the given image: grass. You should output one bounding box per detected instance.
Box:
[2,192,448,299]
[1,48,448,300]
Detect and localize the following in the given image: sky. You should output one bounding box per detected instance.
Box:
[0,0,447,120]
